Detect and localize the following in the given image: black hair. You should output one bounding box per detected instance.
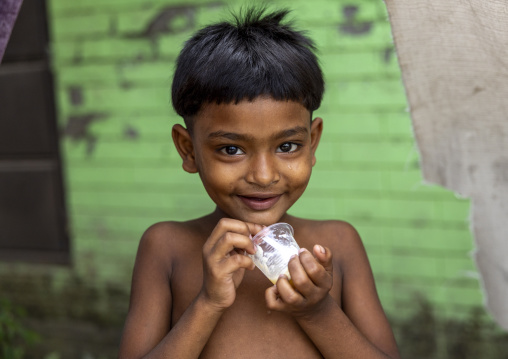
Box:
[171,7,324,130]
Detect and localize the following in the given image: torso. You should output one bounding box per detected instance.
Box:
[163,215,347,358]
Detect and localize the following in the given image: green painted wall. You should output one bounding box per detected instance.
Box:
[3,0,506,357]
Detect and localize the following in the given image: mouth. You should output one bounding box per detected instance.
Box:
[237,194,281,211]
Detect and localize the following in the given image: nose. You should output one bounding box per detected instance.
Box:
[245,153,280,187]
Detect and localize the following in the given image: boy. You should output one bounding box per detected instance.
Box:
[119,7,399,359]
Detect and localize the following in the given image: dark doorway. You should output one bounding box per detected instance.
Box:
[0,0,70,264]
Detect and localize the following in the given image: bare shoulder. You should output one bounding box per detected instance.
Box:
[140,220,195,245]
[130,221,192,292]
[291,217,371,285]
[137,219,204,263]
[119,219,206,357]
[291,217,364,259]
[139,220,189,247]
[291,217,399,357]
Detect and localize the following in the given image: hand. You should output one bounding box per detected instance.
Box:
[200,218,263,311]
[265,245,333,318]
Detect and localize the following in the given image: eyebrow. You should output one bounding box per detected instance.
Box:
[208,131,252,141]
[207,126,309,141]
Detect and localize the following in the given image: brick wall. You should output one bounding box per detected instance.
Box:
[1,0,496,357]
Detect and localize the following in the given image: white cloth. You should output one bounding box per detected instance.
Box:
[385,0,508,329]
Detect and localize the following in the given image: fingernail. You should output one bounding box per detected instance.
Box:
[299,248,308,254]
[317,245,325,254]
[290,254,297,260]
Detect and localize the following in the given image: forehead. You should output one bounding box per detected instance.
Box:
[192,98,311,135]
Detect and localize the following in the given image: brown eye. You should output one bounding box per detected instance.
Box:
[221,146,244,155]
[278,143,297,153]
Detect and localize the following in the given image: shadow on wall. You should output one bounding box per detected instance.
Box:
[1,271,508,359]
[394,295,508,359]
[0,271,127,358]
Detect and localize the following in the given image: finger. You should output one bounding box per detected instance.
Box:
[212,231,256,257]
[312,245,333,274]
[265,285,285,311]
[287,251,317,295]
[206,218,263,253]
[298,247,332,289]
[208,218,250,243]
[207,250,255,280]
[222,251,256,272]
[244,222,265,237]
[276,274,305,306]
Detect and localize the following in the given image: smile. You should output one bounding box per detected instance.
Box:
[237,194,281,211]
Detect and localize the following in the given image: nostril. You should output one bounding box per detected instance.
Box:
[246,156,280,186]
[247,169,280,186]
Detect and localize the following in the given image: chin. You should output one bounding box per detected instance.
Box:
[216,201,292,226]
[245,212,287,226]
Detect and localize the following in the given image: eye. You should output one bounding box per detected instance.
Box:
[277,142,299,153]
[220,146,244,155]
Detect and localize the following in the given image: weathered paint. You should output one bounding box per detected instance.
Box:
[0,0,495,355]
[46,0,482,320]
[386,0,508,329]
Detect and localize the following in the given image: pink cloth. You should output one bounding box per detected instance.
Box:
[0,0,23,62]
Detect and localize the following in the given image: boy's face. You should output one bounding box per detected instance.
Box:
[173,97,323,226]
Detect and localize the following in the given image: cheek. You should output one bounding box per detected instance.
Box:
[198,164,236,193]
[286,162,313,189]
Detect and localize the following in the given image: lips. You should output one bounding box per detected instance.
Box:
[237,194,281,211]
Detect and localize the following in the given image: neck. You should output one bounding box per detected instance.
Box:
[207,206,294,226]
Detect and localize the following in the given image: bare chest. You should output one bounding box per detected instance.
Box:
[170,251,342,358]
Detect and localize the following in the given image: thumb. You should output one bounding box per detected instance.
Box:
[265,285,284,311]
[244,222,265,237]
[313,244,333,274]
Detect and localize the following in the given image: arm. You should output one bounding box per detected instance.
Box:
[265,224,399,359]
[118,219,262,359]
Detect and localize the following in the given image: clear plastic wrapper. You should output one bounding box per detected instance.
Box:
[248,223,300,284]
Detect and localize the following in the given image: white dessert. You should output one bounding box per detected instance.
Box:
[249,229,299,284]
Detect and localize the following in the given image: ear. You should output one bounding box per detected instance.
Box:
[172,124,198,173]
[310,117,323,167]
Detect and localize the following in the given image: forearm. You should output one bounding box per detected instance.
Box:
[142,295,223,359]
[295,296,396,359]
